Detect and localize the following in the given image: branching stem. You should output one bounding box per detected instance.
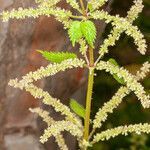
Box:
[88,128,96,140]
[79,0,87,16]
[69,15,86,20]
[84,46,94,141]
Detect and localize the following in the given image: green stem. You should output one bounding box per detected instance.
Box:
[84,47,94,141]
[88,128,96,140]
[69,15,86,20]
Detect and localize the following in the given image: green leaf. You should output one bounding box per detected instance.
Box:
[88,3,94,12]
[70,99,85,119]
[80,20,96,48]
[68,21,82,46]
[109,58,126,85]
[37,50,77,63]
[109,58,118,66]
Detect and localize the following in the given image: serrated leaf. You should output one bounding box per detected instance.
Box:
[37,50,77,63]
[68,21,82,47]
[109,58,126,85]
[70,99,85,119]
[80,20,96,48]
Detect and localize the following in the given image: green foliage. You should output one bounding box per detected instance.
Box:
[80,20,96,48]
[108,58,118,66]
[68,21,82,46]
[108,58,126,85]
[68,20,96,47]
[37,50,77,63]
[88,3,94,12]
[70,99,85,118]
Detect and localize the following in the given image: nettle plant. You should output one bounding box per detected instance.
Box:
[1,0,150,149]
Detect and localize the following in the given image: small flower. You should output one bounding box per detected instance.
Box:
[96,61,150,108]
[30,108,68,150]
[8,58,85,127]
[40,121,83,143]
[92,123,150,144]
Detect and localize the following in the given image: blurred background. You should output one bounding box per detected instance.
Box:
[0,0,149,149]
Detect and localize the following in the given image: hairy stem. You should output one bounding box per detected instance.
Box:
[84,47,94,141]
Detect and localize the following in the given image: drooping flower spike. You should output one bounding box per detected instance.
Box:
[1,0,147,55]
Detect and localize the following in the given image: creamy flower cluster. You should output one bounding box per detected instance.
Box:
[40,120,83,143]
[30,108,68,150]
[1,6,72,28]
[10,58,85,89]
[36,0,61,7]
[90,0,146,56]
[96,61,150,108]
[136,62,150,80]
[9,81,82,126]
[99,27,122,57]
[35,0,80,12]
[93,86,130,129]
[1,0,146,54]
[30,108,54,126]
[1,0,80,28]
[88,0,108,11]
[66,0,81,12]
[79,39,88,55]
[9,58,84,142]
[79,139,91,150]
[127,0,144,22]
[92,123,150,144]
[93,62,150,129]
[111,19,146,55]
